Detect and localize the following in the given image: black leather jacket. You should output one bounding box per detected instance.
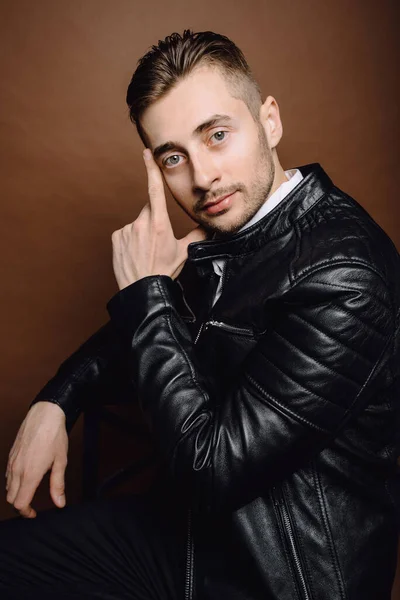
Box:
[33,164,400,600]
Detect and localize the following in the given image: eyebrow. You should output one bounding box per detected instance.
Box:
[152,114,234,161]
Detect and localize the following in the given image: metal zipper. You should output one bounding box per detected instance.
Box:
[205,320,254,337]
[194,320,253,344]
[184,508,194,600]
[194,321,205,345]
[273,487,311,600]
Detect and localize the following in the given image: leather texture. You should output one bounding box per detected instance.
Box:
[33,164,400,599]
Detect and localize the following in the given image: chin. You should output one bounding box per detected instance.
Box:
[201,214,248,238]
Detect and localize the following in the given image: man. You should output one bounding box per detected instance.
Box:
[1,29,399,600]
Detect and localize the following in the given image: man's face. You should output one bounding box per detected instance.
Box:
[141,65,277,236]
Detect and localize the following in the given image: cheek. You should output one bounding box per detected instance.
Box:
[224,134,259,174]
[164,170,185,195]
[164,174,194,210]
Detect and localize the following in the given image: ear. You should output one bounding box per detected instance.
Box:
[259,96,283,149]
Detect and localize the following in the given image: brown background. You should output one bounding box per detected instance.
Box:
[0,0,399,595]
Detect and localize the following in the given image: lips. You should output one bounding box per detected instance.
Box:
[202,191,236,215]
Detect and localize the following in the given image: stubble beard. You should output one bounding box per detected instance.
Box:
[172,126,276,239]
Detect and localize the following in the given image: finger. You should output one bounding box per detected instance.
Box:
[5,460,11,482]
[143,149,169,218]
[12,475,40,517]
[6,471,20,505]
[17,504,36,519]
[6,469,12,492]
[50,459,67,508]
[6,447,16,479]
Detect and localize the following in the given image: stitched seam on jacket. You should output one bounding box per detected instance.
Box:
[304,277,391,314]
[245,373,329,433]
[257,348,331,410]
[312,463,347,600]
[247,326,393,436]
[294,191,328,222]
[290,312,374,368]
[335,332,394,430]
[324,300,387,342]
[273,330,360,390]
[293,259,387,289]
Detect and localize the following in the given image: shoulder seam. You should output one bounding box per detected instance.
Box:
[292,259,387,289]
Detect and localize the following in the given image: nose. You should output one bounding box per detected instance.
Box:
[190,149,221,192]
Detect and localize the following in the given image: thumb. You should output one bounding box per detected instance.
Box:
[50,459,67,508]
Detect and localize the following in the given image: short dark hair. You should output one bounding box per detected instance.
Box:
[126,30,262,144]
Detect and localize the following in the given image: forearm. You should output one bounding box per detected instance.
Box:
[31,321,133,432]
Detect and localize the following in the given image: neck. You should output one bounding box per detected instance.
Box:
[268,151,288,199]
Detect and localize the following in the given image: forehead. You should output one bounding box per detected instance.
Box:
[141,66,250,148]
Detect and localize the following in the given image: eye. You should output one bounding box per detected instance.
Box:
[164,154,183,168]
[210,130,228,144]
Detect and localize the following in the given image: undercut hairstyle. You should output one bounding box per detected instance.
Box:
[126,30,262,144]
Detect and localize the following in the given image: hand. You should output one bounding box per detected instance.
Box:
[112,148,207,290]
[6,401,68,518]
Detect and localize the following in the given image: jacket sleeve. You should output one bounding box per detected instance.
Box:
[107,263,395,512]
[30,321,133,432]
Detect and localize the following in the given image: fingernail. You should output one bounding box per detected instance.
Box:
[143,149,151,160]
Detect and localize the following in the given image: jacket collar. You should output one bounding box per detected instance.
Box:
[187,163,332,264]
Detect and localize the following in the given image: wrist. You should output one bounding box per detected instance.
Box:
[30,400,66,423]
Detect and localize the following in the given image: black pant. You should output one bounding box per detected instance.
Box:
[0,492,187,599]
